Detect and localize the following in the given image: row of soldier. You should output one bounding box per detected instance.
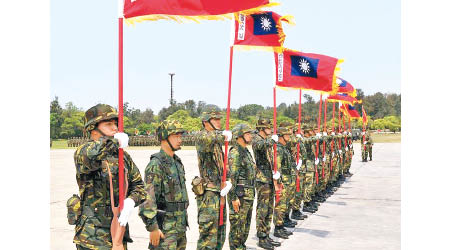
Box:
[68,104,373,250]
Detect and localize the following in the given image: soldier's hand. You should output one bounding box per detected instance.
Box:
[150,229,165,246]
[232,199,240,213]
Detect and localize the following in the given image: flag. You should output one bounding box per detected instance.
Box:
[275,49,343,93]
[362,106,368,125]
[123,0,276,24]
[337,77,356,97]
[233,11,294,52]
[341,104,360,119]
[327,93,362,105]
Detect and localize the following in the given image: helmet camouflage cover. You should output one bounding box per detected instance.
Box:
[256,118,272,129]
[84,104,118,132]
[156,120,186,141]
[277,126,292,136]
[232,123,253,138]
[279,121,293,129]
[201,109,223,122]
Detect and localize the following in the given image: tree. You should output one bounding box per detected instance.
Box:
[60,111,84,138]
[141,108,155,124]
[237,104,264,120]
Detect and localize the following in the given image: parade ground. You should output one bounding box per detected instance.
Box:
[50,142,400,250]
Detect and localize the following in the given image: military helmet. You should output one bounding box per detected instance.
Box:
[277,126,292,136]
[84,104,118,132]
[201,110,223,122]
[256,118,272,129]
[232,123,253,138]
[279,121,293,129]
[156,120,186,142]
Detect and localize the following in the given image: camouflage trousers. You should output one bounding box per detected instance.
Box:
[228,198,254,250]
[303,171,315,203]
[149,231,186,250]
[286,177,297,213]
[255,182,274,238]
[76,244,128,250]
[273,176,294,226]
[362,145,372,160]
[196,190,226,250]
[330,156,339,182]
[319,159,331,190]
[292,173,305,211]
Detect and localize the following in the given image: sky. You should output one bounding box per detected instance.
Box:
[50,0,400,113]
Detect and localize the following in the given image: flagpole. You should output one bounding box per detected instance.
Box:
[273,86,280,203]
[331,102,335,172]
[363,105,366,151]
[315,94,323,184]
[220,45,234,226]
[118,6,124,211]
[322,99,327,179]
[296,90,302,192]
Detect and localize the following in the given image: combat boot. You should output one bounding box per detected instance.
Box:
[283,219,296,228]
[303,202,316,213]
[258,237,275,250]
[267,237,281,247]
[274,226,289,239]
[291,209,303,220]
[281,226,293,235]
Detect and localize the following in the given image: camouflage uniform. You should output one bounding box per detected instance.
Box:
[252,122,275,240]
[73,104,147,250]
[302,130,318,213]
[139,120,189,250]
[291,134,307,214]
[195,111,227,250]
[361,132,373,161]
[227,124,256,250]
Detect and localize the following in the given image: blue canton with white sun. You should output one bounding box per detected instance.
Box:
[251,12,278,35]
[290,55,319,78]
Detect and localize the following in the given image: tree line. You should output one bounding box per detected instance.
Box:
[50,90,400,139]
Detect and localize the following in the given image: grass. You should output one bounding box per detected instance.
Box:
[370,133,401,143]
[51,139,71,149]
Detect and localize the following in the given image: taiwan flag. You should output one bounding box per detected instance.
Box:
[275,49,343,93]
[233,11,294,52]
[123,0,273,23]
[362,106,368,125]
[327,93,361,105]
[337,77,356,97]
[342,104,360,119]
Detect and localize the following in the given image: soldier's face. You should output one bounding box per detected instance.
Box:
[264,128,272,136]
[97,120,118,137]
[243,132,253,144]
[210,118,222,130]
[168,133,182,150]
[283,135,291,142]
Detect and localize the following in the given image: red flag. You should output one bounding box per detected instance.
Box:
[327,93,361,105]
[362,106,368,125]
[337,77,356,97]
[233,11,294,52]
[275,49,343,93]
[123,0,275,23]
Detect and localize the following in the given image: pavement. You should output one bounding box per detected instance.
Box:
[51,142,400,250]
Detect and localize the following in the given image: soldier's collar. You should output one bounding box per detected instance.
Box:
[158,149,180,162]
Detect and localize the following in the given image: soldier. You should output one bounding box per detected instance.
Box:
[227,124,256,250]
[290,125,308,221]
[361,131,374,162]
[302,128,318,214]
[272,126,296,239]
[71,104,147,250]
[139,120,189,250]
[194,110,232,250]
[252,118,281,249]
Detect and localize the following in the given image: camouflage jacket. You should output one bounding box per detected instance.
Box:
[251,134,274,184]
[228,143,256,202]
[276,142,296,184]
[361,135,373,145]
[195,129,226,192]
[139,149,189,233]
[73,137,146,246]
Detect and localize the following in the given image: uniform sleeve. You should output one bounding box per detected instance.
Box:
[227,149,240,202]
[124,152,147,206]
[139,159,163,232]
[252,136,273,151]
[196,131,225,152]
[74,137,120,174]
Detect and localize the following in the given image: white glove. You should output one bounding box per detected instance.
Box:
[364,141,367,144]
[118,198,135,226]
[323,132,327,136]
[331,132,335,136]
[222,130,232,142]
[339,150,342,154]
[316,133,322,138]
[296,134,303,139]
[332,152,335,157]
[323,156,326,162]
[349,132,352,136]
[114,132,129,148]
[220,181,232,197]
[362,132,365,135]
[271,135,279,142]
[343,131,348,135]
[296,160,302,170]
[315,158,320,165]
[273,171,281,180]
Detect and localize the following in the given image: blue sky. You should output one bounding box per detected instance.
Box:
[51,0,400,112]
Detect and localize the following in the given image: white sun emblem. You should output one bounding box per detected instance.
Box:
[299,59,310,74]
[260,17,272,31]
